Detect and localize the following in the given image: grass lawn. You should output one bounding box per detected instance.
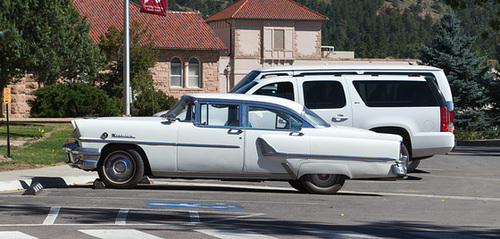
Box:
[0,122,73,170]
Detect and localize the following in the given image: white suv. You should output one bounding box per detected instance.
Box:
[231,65,455,171]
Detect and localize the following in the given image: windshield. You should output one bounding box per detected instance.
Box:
[166,98,195,122]
[303,108,330,128]
[230,70,260,93]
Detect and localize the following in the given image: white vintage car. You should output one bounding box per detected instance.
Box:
[64,93,407,194]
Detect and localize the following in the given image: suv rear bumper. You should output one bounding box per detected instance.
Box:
[412,132,455,158]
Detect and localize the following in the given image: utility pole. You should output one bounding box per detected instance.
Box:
[123,0,131,116]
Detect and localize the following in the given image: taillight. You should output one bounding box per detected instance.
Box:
[440,106,453,133]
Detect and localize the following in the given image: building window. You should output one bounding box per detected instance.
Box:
[273,29,285,49]
[171,57,182,87]
[263,27,294,59]
[187,58,200,88]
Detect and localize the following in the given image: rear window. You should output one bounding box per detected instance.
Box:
[353,81,439,107]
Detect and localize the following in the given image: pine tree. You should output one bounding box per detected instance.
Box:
[419,10,495,131]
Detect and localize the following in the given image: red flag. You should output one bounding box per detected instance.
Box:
[141,0,168,16]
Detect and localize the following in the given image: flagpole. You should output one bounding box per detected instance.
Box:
[123,0,131,116]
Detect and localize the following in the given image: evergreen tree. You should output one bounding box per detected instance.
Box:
[419,11,495,131]
[97,21,175,116]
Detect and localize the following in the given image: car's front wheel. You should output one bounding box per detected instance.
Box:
[98,147,144,189]
[299,174,346,194]
[288,180,306,192]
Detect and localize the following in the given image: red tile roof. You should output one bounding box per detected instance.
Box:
[73,0,226,51]
[205,0,328,22]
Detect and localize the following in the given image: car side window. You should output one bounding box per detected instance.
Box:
[199,103,240,127]
[247,106,302,130]
[254,82,294,101]
[303,81,347,109]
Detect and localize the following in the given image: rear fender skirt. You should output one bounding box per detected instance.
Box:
[297,163,352,179]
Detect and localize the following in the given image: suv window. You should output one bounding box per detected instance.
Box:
[353,81,439,107]
[303,81,346,109]
[254,82,294,101]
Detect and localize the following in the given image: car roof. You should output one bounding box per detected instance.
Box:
[254,64,441,73]
[184,93,305,113]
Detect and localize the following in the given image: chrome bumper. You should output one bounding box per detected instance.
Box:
[63,142,100,171]
[391,154,408,176]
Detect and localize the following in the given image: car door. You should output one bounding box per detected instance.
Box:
[243,104,310,176]
[296,76,353,127]
[177,102,244,173]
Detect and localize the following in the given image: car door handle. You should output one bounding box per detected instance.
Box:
[332,114,349,122]
[289,132,304,136]
[228,129,243,135]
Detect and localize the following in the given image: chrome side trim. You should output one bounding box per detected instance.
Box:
[257,137,395,162]
[79,138,240,149]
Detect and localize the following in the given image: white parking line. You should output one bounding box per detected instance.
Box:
[0,232,38,239]
[305,230,384,239]
[341,190,500,202]
[79,229,163,239]
[195,229,278,239]
[42,206,60,225]
[115,209,129,225]
[410,232,483,239]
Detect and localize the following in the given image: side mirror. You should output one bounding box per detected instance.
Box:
[161,115,177,125]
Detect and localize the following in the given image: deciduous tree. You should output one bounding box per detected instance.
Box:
[0,0,104,88]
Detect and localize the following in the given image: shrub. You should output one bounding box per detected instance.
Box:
[132,89,178,116]
[30,83,120,117]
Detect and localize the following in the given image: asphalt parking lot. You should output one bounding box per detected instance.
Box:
[0,144,498,239]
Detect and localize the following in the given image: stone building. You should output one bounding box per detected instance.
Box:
[74,0,227,98]
[206,0,329,90]
[2,0,227,118]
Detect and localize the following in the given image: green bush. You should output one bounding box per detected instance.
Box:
[132,89,178,116]
[29,83,120,117]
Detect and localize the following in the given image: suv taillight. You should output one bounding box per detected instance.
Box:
[440,106,453,133]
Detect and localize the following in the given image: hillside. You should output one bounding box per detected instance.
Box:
[135,0,500,60]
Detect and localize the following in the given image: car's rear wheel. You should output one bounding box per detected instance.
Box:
[300,174,346,194]
[98,147,144,189]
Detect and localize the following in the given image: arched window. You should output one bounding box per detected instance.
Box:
[170,57,182,87]
[187,58,200,88]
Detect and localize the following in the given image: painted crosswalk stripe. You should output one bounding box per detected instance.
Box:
[195,229,278,239]
[0,232,38,239]
[42,206,60,225]
[115,209,129,225]
[79,229,163,239]
[305,230,384,239]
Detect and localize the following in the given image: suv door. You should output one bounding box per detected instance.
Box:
[296,76,353,127]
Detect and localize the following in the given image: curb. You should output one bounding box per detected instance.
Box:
[0,175,97,192]
[457,140,500,146]
[0,165,98,192]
